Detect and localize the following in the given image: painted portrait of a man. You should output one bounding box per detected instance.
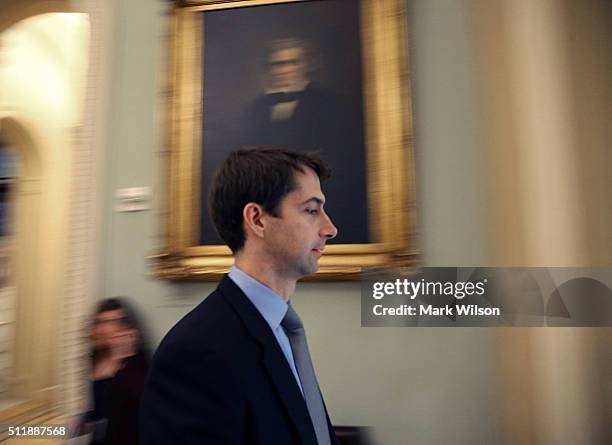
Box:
[201,0,369,245]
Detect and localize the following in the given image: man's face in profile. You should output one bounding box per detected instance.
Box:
[268,46,308,90]
[262,167,337,279]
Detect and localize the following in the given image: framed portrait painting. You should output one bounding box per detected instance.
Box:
[154,0,417,280]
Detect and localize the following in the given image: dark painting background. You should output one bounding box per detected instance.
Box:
[200,0,369,245]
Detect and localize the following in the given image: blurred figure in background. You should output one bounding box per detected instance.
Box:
[85,298,150,445]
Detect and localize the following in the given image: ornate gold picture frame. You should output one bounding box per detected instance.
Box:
[153,0,417,280]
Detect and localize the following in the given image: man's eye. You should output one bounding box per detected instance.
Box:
[306,208,319,215]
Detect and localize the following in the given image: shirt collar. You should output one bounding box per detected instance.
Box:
[228,265,288,330]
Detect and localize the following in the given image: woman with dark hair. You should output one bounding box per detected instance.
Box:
[85,297,149,445]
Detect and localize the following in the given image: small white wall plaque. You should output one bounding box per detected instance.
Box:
[115,186,152,212]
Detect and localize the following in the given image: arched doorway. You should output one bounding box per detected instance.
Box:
[0,116,43,411]
[0,4,96,428]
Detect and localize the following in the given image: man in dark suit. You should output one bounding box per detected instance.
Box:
[140,148,340,444]
[241,37,347,156]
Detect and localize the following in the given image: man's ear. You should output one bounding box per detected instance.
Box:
[243,203,266,239]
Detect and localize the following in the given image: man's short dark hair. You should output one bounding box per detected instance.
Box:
[209,147,331,253]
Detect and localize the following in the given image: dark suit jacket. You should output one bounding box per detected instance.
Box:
[140,275,340,445]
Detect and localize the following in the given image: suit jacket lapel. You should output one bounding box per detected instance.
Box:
[219,276,319,445]
[262,345,319,445]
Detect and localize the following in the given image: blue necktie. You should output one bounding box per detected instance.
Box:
[282,304,331,445]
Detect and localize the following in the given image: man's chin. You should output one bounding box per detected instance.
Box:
[308,260,320,276]
[297,260,319,278]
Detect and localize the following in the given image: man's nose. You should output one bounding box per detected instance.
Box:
[321,211,338,240]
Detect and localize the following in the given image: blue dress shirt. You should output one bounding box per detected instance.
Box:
[228,265,303,394]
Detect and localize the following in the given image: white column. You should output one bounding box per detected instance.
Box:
[504,1,603,443]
